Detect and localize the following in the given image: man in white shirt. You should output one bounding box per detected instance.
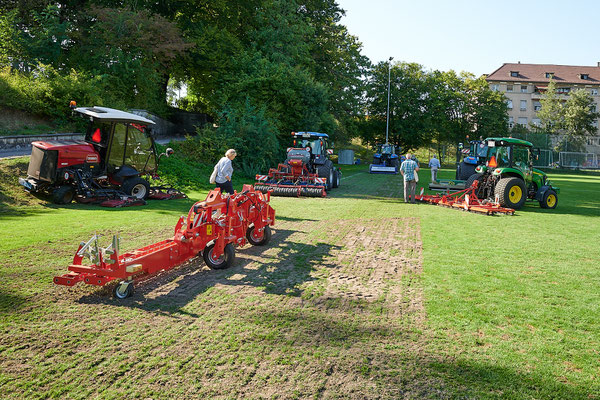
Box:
[215,149,236,195]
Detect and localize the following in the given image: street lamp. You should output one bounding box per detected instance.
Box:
[385,57,393,145]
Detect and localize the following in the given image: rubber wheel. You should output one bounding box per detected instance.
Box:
[458,162,477,180]
[332,169,340,188]
[317,162,333,190]
[465,173,483,189]
[203,243,235,269]
[121,177,150,199]
[539,189,558,209]
[113,281,133,299]
[392,159,400,169]
[495,177,527,209]
[246,225,272,246]
[52,185,75,204]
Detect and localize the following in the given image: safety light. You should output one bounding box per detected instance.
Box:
[69,100,77,109]
[293,140,296,146]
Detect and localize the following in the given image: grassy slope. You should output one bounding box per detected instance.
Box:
[0,157,599,399]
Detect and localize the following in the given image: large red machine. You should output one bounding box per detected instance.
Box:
[254,131,340,197]
[54,185,275,298]
[416,181,515,216]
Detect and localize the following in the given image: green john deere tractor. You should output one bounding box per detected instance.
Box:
[464,137,559,210]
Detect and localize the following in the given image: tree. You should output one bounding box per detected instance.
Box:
[538,79,599,151]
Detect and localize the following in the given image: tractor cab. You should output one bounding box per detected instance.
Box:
[288,132,332,168]
[77,107,158,183]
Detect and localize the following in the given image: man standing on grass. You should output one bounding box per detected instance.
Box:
[428,154,441,183]
[400,153,419,204]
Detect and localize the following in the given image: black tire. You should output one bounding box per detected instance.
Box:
[52,185,75,204]
[121,177,150,199]
[246,225,272,246]
[317,162,333,190]
[113,281,133,299]
[458,162,477,180]
[203,243,235,269]
[332,168,340,188]
[495,177,527,209]
[465,173,483,189]
[392,158,400,169]
[539,189,558,209]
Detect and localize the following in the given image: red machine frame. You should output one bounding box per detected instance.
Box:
[416,181,515,216]
[54,185,275,298]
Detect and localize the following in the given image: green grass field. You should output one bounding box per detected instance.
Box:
[1,157,599,399]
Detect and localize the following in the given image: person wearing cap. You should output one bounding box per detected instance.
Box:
[400,153,419,204]
[215,149,236,195]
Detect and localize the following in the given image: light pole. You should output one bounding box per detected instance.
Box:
[385,57,393,145]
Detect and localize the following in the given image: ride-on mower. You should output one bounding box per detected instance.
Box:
[254,131,340,197]
[369,143,400,174]
[54,185,275,299]
[19,106,184,207]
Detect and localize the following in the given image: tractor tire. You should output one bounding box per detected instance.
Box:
[392,159,400,169]
[539,189,558,209]
[317,162,333,190]
[203,243,235,269]
[122,177,150,200]
[332,168,340,188]
[465,173,483,189]
[495,177,527,209]
[246,225,272,246]
[458,162,476,180]
[52,185,75,204]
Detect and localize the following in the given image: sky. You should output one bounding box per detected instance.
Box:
[336,0,600,76]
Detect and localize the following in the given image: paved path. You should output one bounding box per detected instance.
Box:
[0,137,183,159]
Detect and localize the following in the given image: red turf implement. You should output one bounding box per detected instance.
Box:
[54,185,275,298]
[416,181,515,216]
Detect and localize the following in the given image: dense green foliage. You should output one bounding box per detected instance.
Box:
[1,1,507,156]
[536,78,599,151]
[362,61,508,152]
[177,102,281,176]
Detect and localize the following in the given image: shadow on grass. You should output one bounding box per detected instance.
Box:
[0,291,27,314]
[77,228,340,316]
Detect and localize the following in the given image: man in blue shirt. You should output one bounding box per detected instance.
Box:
[428,155,441,183]
[400,153,420,203]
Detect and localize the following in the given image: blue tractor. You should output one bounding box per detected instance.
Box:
[455,140,488,180]
[369,143,400,174]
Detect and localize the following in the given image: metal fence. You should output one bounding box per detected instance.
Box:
[558,152,599,169]
[533,149,554,168]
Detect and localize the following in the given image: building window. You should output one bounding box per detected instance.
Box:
[545,72,554,78]
[534,102,542,111]
[581,74,589,80]
[506,85,513,92]
[592,89,598,96]
[508,117,514,129]
[507,100,513,109]
[557,87,571,94]
[491,84,499,91]
[518,117,527,126]
[593,120,599,128]
[532,118,541,127]
[520,100,527,111]
[521,85,528,93]
[510,71,519,77]
[591,105,597,113]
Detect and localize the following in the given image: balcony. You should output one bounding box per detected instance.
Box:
[531,92,570,101]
